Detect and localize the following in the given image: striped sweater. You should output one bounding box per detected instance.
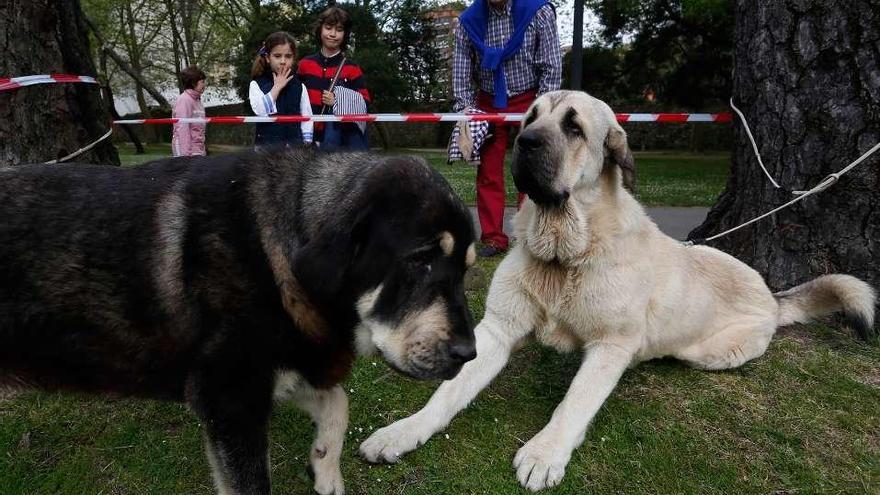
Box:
[297,51,371,115]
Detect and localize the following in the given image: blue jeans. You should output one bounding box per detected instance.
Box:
[320,122,369,151]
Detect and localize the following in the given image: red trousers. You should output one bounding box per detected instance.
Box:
[476,89,535,250]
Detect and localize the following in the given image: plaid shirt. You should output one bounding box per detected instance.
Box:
[452,2,561,111]
[447,109,490,164]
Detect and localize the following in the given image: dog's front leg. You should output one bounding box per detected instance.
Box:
[514,340,636,491]
[276,374,348,495]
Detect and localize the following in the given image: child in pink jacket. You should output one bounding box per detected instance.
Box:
[172,66,207,156]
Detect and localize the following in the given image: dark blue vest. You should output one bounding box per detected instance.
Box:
[253,74,304,146]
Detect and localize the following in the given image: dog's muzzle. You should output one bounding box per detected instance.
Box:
[512,130,570,208]
[397,334,476,381]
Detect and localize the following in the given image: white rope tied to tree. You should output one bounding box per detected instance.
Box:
[729,98,782,189]
[684,139,880,246]
[43,129,114,164]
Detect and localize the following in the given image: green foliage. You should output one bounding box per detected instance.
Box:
[382,0,447,109]
[562,45,627,104]
[233,1,443,112]
[581,0,733,109]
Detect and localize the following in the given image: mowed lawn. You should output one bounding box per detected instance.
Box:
[2,144,877,494]
[420,149,729,207]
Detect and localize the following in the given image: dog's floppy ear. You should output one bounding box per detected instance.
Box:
[293,202,374,302]
[604,124,636,192]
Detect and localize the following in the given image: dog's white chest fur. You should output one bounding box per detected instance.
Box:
[518,261,588,352]
[517,201,592,264]
[513,199,634,353]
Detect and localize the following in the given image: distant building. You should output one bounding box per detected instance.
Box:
[425,3,464,104]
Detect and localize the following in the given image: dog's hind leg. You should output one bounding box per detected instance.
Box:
[360,275,538,464]
[275,372,347,495]
[675,319,776,370]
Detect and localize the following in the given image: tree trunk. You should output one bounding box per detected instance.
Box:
[100,50,144,155]
[123,0,157,143]
[690,1,880,326]
[164,0,185,89]
[0,0,118,166]
[181,0,198,65]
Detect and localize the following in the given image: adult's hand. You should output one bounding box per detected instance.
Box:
[321,90,336,107]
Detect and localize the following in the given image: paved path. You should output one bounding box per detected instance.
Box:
[468,206,710,242]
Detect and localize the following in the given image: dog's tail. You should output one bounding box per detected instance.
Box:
[774,274,876,339]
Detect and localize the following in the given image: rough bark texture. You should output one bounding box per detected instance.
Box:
[690,1,880,321]
[0,0,118,166]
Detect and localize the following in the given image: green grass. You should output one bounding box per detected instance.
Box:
[117,144,729,207]
[2,253,877,494]
[632,151,729,206]
[117,143,173,167]
[419,150,729,207]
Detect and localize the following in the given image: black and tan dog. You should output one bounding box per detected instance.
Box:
[0,148,478,494]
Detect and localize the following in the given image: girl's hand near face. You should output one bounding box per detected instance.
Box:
[270,66,294,101]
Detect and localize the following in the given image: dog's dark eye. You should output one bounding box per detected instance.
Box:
[523,108,538,128]
[563,109,584,138]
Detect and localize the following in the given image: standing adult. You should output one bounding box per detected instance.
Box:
[172,66,207,157]
[454,0,561,257]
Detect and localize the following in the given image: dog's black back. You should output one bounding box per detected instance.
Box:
[1,156,269,396]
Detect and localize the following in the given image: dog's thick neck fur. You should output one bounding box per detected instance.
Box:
[515,165,646,267]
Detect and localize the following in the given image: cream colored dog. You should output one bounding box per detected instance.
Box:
[360,91,876,491]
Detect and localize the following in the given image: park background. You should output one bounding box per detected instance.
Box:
[1,1,878,493]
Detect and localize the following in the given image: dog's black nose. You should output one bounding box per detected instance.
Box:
[448,339,477,363]
[517,130,543,151]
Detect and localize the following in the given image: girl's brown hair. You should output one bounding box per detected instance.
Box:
[250,31,297,78]
[314,6,352,52]
[179,66,206,90]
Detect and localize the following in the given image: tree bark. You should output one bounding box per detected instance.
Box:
[163,0,185,89]
[100,50,144,154]
[122,0,156,143]
[0,0,119,166]
[690,1,880,325]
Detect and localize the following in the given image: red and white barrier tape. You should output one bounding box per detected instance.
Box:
[114,112,733,125]
[0,74,99,92]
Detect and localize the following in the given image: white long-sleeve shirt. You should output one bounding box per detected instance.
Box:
[248,81,313,143]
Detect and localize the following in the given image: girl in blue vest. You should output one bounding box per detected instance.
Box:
[248,31,314,147]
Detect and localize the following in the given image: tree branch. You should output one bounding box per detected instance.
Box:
[84,14,171,110]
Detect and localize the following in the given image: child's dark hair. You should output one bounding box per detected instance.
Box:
[179,66,206,90]
[250,31,297,78]
[314,6,352,51]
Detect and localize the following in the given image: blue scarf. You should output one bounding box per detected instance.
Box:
[459,0,548,108]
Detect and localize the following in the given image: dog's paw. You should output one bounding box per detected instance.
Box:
[310,458,344,495]
[513,436,570,491]
[359,417,431,463]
